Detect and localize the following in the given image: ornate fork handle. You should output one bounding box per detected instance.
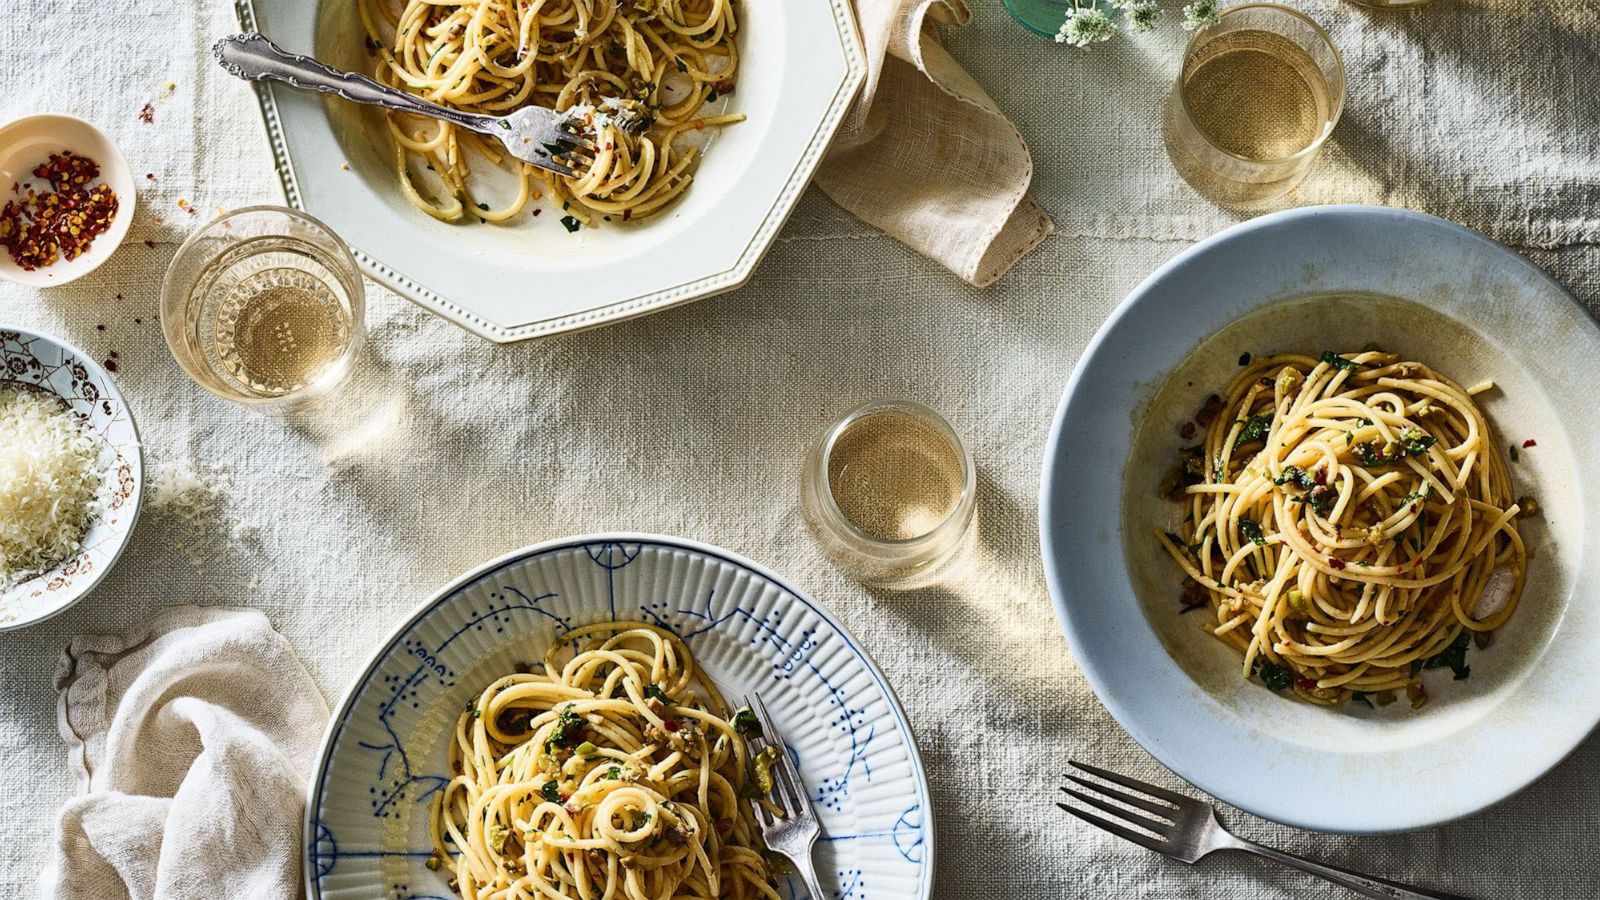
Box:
[1230,837,1470,900]
[212,32,499,136]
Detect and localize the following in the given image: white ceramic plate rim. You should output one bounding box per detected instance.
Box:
[303,531,936,897]
[1039,205,1600,833]
[0,324,143,631]
[233,1,867,342]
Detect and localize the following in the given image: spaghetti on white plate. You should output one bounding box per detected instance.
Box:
[1156,351,1529,709]
[357,0,744,227]
[431,621,784,899]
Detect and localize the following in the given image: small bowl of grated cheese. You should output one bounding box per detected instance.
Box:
[0,325,141,630]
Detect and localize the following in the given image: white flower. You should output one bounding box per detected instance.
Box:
[1056,7,1117,47]
[1122,0,1163,32]
[1182,0,1221,31]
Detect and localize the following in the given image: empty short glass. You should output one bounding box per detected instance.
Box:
[160,206,365,410]
[800,400,977,588]
[1163,4,1346,208]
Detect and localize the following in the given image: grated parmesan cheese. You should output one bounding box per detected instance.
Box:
[0,389,110,587]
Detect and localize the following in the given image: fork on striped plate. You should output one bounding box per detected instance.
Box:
[743,692,827,900]
[1057,759,1471,900]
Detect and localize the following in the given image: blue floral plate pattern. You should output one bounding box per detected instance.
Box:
[306,534,933,900]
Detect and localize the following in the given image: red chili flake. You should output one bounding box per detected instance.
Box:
[1522,439,1537,448]
[622,208,633,222]
[133,317,143,324]
[0,151,120,271]
[1296,678,1316,691]
[662,719,680,732]
[114,292,122,300]
[532,208,542,216]
[1329,557,1347,571]
[95,324,105,331]
[145,173,156,181]
[108,350,118,358]
[137,102,155,124]
[143,239,156,248]
[103,358,118,372]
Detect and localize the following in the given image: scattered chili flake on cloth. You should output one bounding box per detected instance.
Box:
[0,151,119,271]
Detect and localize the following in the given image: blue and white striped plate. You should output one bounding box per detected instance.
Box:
[306,534,933,900]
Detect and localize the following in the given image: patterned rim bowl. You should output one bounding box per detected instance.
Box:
[306,534,934,900]
[0,325,142,630]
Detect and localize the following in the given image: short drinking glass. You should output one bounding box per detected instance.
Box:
[1162,4,1346,208]
[160,205,365,410]
[800,400,977,588]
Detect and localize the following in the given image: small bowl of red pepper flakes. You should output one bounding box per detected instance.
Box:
[0,115,136,287]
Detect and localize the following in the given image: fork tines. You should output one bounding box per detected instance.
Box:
[1056,759,1194,854]
[743,693,811,825]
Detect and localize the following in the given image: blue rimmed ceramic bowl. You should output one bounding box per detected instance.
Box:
[306,534,934,900]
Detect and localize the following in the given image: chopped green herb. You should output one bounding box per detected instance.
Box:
[1397,428,1436,456]
[1351,692,1373,708]
[707,89,718,102]
[1422,631,1471,680]
[1272,465,1315,491]
[1400,484,1433,507]
[540,781,562,803]
[1239,518,1267,547]
[732,707,760,736]
[760,849,794,875]
[675,57,687,73]
[560,215,582,233]
[644,683,672,703]
[1257,661,1293,692]
[1234,414,1273,448]
[604,765,622,780]
[1320,351,1359,372]
[545,704,585,751]
[1509,443,1520,462]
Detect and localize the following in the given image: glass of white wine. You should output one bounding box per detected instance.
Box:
[1163,4,1346,208]
[800,399,977,588]
[161,206,365,410]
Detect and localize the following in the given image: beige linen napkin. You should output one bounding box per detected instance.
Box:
[41,607,328,900]
[819,0,1054,287]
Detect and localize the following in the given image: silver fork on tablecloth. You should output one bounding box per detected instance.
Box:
[211,32,594,177]
[743,692,827,900]
[1057,760,1472,900]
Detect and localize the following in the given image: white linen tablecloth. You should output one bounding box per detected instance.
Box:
[3,1,1599,897]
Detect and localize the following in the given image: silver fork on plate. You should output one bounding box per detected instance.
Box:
[212,32,593,176]
[1058,760,1471,900]
[743,693,827,900]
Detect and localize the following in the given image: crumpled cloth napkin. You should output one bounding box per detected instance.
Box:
[819,0,1054,287]
[40,607,328,900]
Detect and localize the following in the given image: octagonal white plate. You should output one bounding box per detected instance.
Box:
[307,534,933,899]
[1040,205,1600,833]
[0,325,142,630]
[231,0,865,342]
